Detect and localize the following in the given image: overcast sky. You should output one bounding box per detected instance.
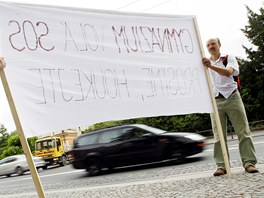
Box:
[0,0,263,132]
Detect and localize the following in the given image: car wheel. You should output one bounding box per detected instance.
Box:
[16,167,24,176]
[42,165,48,170]
[86,159,101,176]
[59,156,68,166]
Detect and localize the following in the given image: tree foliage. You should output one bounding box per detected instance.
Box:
[1,146,23,159]
[239,6,264,121]
[0,126,38,159]
[83,114,212,137]
[0,125,10,157]
[7,133,21,147]
[27,136,38,154]
[0,124,9,148]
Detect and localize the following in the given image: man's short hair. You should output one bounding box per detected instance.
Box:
[206,38,221,47]
[216,38,221,46]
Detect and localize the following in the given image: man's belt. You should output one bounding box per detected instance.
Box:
[215,89,237,99]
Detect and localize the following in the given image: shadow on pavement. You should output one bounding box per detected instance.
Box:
[79,156,205,178]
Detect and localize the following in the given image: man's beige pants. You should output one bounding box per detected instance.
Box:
[211,91,257,169]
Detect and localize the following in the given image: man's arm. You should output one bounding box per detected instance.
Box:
[202,57,234,77]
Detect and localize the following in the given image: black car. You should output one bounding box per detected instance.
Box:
[72,124,205,176]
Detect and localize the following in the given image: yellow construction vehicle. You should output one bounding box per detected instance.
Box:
[34,129,79,168]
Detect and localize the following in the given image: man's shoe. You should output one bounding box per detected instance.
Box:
[213,169,227,176]
[245,165,259,173]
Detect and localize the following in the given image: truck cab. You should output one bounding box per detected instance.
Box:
[35,136,68,167]
[34,129,79,167]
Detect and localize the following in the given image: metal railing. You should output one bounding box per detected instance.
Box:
[196,120,264,139]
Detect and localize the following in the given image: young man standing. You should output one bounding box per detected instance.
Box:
[202,38,258,176]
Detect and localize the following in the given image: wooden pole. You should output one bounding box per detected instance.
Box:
[0,69,46,197]
[193,17,231,177]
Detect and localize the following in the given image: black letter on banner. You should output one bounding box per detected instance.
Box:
[58,69,73,102]
[8,20,25,51]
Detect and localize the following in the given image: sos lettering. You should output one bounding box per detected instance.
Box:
[8,20,55,52]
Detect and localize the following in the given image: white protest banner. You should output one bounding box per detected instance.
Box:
[0,2,213,137]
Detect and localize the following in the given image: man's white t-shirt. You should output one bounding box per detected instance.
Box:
[209,54,239,98]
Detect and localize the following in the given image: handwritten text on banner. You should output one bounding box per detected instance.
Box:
[0,3,213,137]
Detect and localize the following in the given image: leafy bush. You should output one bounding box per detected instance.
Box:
[0,127,39,159]
[7,133,21,147]
[0,146,23,160]
[82,114,212,136]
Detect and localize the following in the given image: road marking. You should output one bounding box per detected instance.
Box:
[39,169,84,178]
[0,169,84,184]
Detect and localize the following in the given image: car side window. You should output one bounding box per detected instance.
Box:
[4,157,16,164]
[130,128,149,139]
[98,129,130,143]
[0,158,6,165]
[77,134,97,147]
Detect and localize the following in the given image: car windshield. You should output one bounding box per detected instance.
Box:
[35,139,56,150]
[136,124,166,134]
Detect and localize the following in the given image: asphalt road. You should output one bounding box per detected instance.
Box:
[0,135,263,197]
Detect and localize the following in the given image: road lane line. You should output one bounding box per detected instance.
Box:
[0,169,84,183]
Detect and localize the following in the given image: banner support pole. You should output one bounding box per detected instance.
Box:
[193,17,231,177]
[0,69,46,197]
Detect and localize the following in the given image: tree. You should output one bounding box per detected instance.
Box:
[7,132,38,153]
[83,113,212,137]
[0,129,38,159]
[0,124,9,148]
[7,133,21,147]
[0,124,10,158]
[240,6,264,121]
[27,136,38,154]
